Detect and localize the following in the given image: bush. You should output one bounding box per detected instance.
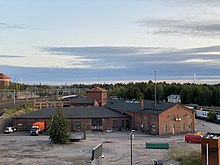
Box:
[22,103,33,112]
[169,147,202,165]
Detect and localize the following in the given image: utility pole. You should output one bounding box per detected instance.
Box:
[154,71,157,108]
[26,88,28,103]
[130,130,135,165]
[13,90,16,106]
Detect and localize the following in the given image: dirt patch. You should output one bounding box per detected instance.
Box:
[0,119,218,165]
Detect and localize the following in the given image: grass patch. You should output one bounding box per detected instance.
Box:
[169,146,202,165]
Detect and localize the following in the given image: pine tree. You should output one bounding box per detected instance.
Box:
[48,108,70,144]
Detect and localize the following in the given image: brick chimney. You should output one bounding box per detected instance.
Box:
[140,100,144,110]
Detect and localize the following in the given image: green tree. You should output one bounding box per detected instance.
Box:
[156,83,164,101]
[48,108,70,144]
[125,86,144,100]
[207,111,216,122]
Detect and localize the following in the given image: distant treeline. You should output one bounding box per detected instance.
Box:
[98,81,220,106]
[5,81,220,106]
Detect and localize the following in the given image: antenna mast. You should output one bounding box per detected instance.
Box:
[154,71,157,108]
[193,74,196,84]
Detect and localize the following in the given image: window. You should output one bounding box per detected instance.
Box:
[112,120,118,128]
[122,120,125,127]
[162,124,167,133]
[181,115,185,120]
[187,115,191,120]
[188,123,192,130]
[180,123,185,131]
[170,123,175,134]
[144,116,148,121]
[170,115,176,120]
[151,116,156,122]
[72,121,82,131]
[92,118,102,126]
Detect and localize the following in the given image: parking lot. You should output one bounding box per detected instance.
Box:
[0,119,218,165]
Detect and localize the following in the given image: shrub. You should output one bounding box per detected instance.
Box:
[169,147,202,165]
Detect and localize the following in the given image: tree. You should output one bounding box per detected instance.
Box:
[207,111,216,122]
[48,108,70,144]
[125,86,144,100]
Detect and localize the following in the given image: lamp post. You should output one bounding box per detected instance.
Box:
[130,130,135,165]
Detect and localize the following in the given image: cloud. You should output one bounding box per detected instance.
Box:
[138,19,220,38]
[0,22,28,29]
[0,22,42,30]
[0,55,25,58]
[181,59,214,63]
[2,63,220,85]
[175,0,220,5]
[41,45,220,68]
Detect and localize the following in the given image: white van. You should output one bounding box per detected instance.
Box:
[4,127,14,133]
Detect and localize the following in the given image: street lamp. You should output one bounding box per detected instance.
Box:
[130,130,135,165]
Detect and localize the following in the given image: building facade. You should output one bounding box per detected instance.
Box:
[86,86,108,106]
[13,107,130,132]
[167,95,181,103]
[106,100,195,135]
[0,73,11,88]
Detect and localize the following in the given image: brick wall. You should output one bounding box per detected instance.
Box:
[122,104,195,135]
[13,118,51,131]
[13,117,130,132]
[158,104,195,135]
[86,91,108,106]
[0,80,10,89]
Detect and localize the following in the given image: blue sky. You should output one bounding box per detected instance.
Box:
[1,0,220,85]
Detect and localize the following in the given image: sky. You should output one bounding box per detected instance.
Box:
[1,0,220,85]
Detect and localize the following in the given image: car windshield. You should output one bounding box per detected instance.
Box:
[31,128,38,131]
[5,128,9,130]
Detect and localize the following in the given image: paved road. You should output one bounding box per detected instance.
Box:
[196,119,220,133]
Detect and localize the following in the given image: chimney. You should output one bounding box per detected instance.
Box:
[140,100,144,110]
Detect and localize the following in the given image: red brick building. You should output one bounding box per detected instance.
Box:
[13,107,130,132]
[106,100,195,135]
[86,86,108,106]
[0,73,11,88]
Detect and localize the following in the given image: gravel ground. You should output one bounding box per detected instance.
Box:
[0,119,219,165]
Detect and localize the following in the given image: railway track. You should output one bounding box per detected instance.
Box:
[0,98,47,116]
[203,107,220,114]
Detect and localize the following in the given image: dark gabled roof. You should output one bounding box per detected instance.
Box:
[105,100,141,112]
[65,96,95,104]
[144,101,177,111]
[14,107,130,119]
[105,100,177,114]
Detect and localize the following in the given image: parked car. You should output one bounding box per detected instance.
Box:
[106,128,112,133]
[11,127,17,132]
[4,127,14,133]
[185,134,203,143]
